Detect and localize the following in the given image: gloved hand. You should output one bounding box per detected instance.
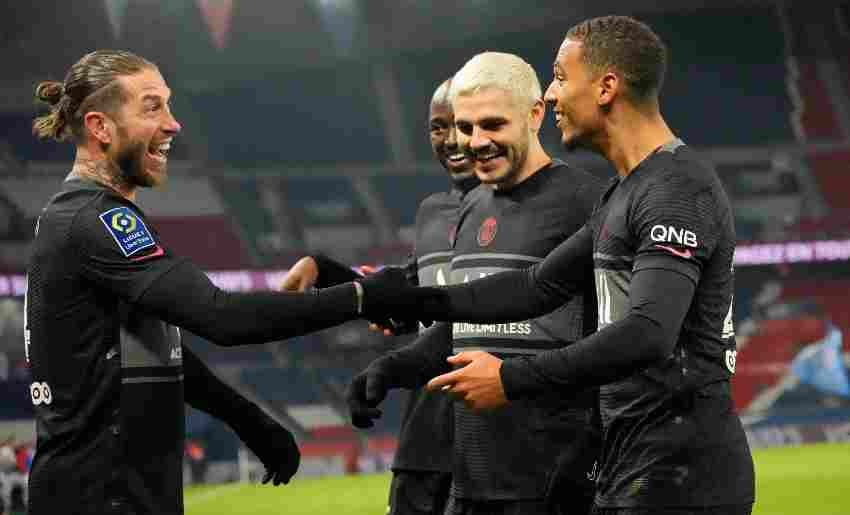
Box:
[345,355,402,428]
[356,266,421,322]
[231,408,301,485]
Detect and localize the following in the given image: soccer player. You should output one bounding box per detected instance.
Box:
[280,78,479,515]
[348,52,604,515]
[24,50,382,515]
[359,16,756,515]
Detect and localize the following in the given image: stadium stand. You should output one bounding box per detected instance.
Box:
[806,150,850,211]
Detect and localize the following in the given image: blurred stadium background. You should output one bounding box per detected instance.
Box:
[1,0,850,513]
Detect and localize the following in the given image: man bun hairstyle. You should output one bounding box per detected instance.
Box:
[566,15,667,105]
[33,49,156,142]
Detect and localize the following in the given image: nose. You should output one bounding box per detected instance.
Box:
[162,105,182,135]
[470,126,491,151]
[543,81,557,106]
[445,124,458,150]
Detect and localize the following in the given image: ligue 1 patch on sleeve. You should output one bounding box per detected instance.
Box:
[99,206,157,257]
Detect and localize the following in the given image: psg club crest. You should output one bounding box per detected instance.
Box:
[477,216,498,247]
[449,224,457,246]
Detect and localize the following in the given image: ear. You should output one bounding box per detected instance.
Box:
[598,71,619,108]
[528,98,546,132]
[83,111,114,145]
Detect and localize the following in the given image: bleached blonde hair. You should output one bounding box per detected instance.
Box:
[449,52,542,110]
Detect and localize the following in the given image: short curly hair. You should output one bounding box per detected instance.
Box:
[566,16,667,104]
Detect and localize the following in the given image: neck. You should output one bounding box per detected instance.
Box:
[450,173,480,195]
[498,138,551,191]
[69,147,136,202]
[599,104,675,178]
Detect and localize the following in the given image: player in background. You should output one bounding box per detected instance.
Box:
[358,16,756,515]
[25,50,395,515]
[347,52,604,515]
[280,78,479,515]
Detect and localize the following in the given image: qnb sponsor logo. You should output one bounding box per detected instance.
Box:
[30,382,53,406]
[650,224,698,248]
[453,322,533,336]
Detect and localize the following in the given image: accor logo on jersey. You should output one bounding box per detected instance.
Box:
[477,217,498,247]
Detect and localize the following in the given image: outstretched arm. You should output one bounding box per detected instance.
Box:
[360,225,594,323]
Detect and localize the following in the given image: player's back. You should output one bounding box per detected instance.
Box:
[26,178,185,515]
[587,139,754,508]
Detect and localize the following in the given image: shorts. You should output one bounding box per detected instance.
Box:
[592,504,753,515]
[388,470,452,515]
[443,496,557,515]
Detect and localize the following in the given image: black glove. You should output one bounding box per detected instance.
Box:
[356,266,421,322]
[231,408,301,485]
[345,355,403,428]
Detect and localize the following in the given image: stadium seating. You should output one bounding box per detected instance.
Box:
[806,150,850,210]
[190,66,388,166]
[795,61,844,141]
[733,317,828,410]
[370,174,450,228]
[779,280,850,347]
[151,215,255,269]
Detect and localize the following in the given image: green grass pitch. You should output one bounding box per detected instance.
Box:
[185,442,850,515]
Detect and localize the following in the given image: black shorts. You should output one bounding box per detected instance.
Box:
[443,496,560,515]
[592,504,753,515]
[389,470,452,515]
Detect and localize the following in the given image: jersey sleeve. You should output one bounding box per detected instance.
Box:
[73,197,185,302]
[629,170,720,284]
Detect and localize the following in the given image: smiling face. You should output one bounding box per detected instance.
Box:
[453,87,542,189]
[543,38,606,153]
[430,98,474,184]
[106,68,181,187]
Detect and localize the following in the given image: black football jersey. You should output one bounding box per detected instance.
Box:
[449,160,603,500]
[26,178,187,515]
[586,140,754,507]
[392,187,465,473]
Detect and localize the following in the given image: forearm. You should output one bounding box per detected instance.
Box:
[312,254,361,288]
[419,226,593,322]
[183,344,255,424]
[139,260,359,346]
[501,267,695,399]
[385,322,454,388]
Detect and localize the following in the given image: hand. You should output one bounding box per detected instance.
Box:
[280,257,320,292]
[233,409,300,485]
[345,358,396,428]
[358,265,409,336]
[356,266,418,320]
[426,351,508,411]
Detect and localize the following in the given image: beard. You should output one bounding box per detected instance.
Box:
[110,134,159,188]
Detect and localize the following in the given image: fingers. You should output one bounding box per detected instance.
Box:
[352,407,383,429]
[359,265,377,275]
[446,351,478,366]
[365,373,387,404]
[426,368,463,392]
[368,321,396,336]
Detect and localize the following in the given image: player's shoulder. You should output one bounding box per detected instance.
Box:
[637,140,724,197]
[548,158,606,194]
